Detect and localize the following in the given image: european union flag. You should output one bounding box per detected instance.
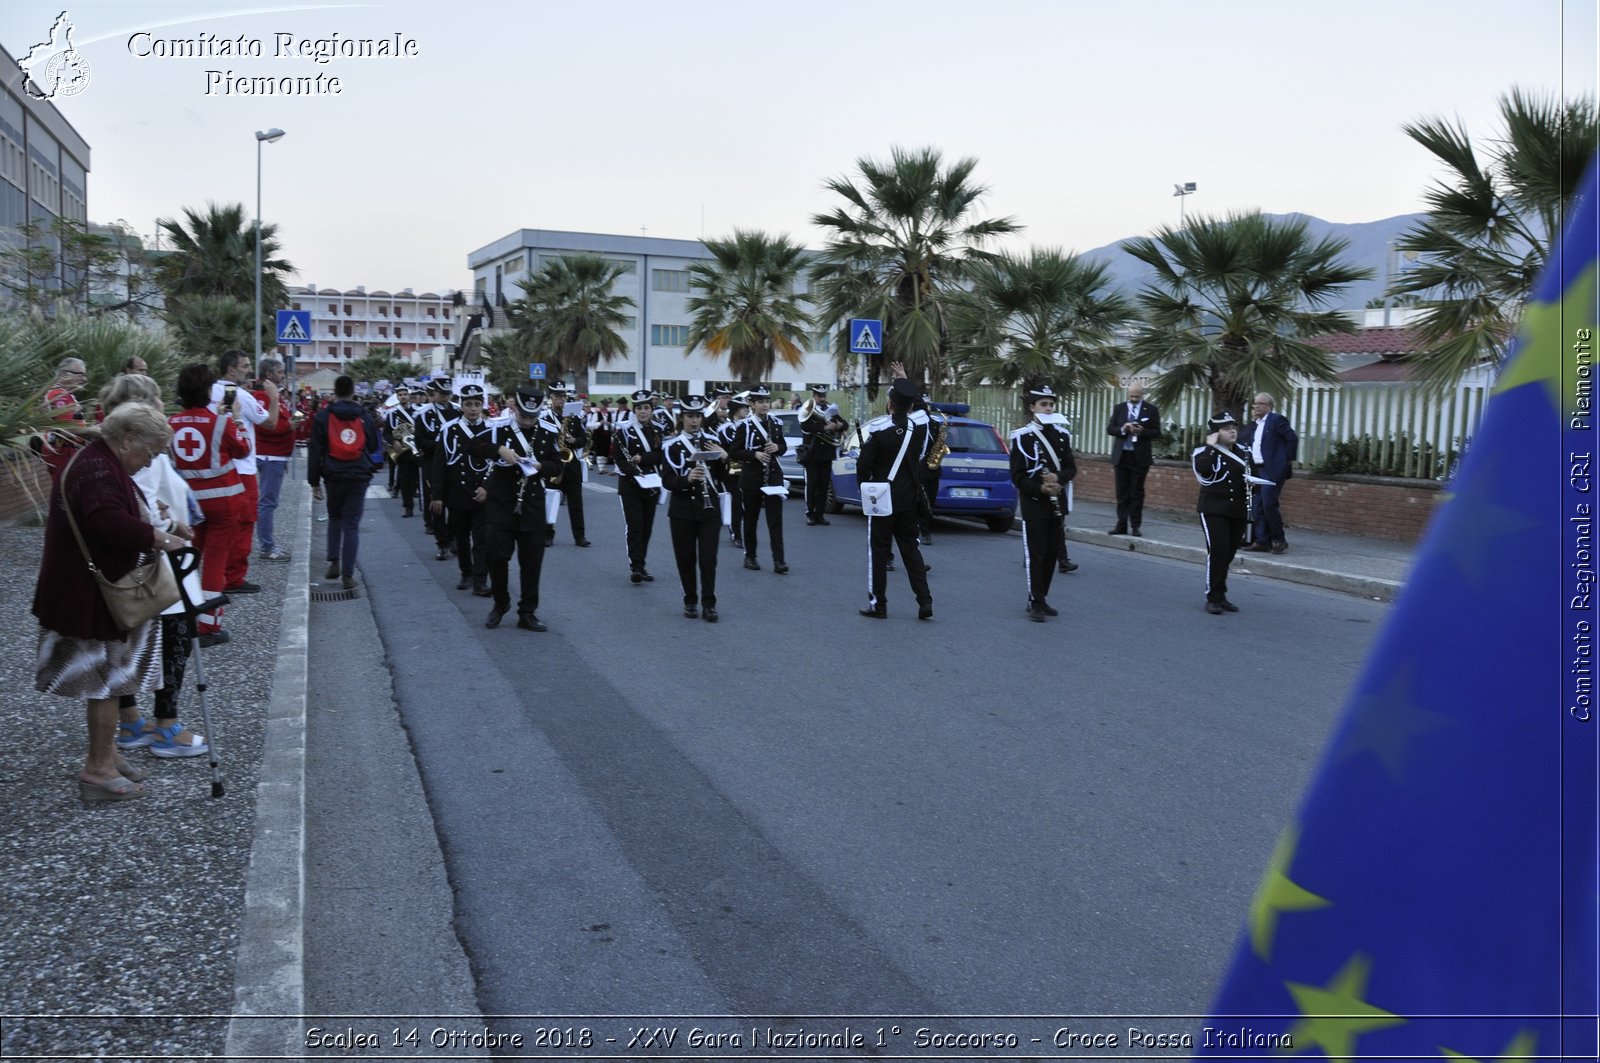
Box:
[1200,162,1600,1058]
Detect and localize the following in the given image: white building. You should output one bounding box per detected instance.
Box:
[280,284,461,376]
[465,229,840,397]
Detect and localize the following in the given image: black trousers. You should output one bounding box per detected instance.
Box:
[1199,513,1247,602]
[1021,514,1064,604]
[741,484,785,562]
[618,478,659,571]
[419,463,434,528]
[867,509,930,610]
[450,502,488,582]
[1114,460,1150,530]
[486,503,547,615]
[395,457,419,513]
[723,469,744,538]
[548,465,586,541]
[670,513,720,606]
[802,462,830,518]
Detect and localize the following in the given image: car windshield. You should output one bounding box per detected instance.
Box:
[774,413,805,440]
[944,423,1004,453]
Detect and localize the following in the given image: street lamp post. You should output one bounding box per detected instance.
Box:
[254,128,286,370]
[1173,181,1196,228]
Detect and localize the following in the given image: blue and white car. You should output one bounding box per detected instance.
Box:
[827,405,1018,532]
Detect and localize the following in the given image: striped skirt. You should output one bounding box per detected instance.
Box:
[35,621,163,701]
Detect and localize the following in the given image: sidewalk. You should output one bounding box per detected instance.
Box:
[0,478,1414,1059]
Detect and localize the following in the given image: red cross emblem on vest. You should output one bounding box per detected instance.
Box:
[173,426,207,462]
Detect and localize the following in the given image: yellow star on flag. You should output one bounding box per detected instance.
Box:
[1335,665,1452,784]
[1284,952,1406,1061]
[1494,260,1598,420]
[1248,825,1331,962]
[1439,1028,1538,1062]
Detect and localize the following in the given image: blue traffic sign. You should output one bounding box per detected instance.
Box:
[275,309,312,345]
[528,363,547,380]
[848,318,882,356]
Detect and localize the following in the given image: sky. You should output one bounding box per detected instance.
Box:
[5,0,1595,296]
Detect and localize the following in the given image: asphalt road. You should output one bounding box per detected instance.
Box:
[312,474,1386,1037]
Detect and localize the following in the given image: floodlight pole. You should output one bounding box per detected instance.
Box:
[254,128,286,367]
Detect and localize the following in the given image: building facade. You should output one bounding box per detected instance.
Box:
[466,229,840,397]
[0,39,91,284]
[281,284,460,376]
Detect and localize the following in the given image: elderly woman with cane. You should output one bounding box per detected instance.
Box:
[33,403,192,802]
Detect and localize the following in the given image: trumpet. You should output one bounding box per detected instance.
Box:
[558,414,580,465]
[386,418,420,461]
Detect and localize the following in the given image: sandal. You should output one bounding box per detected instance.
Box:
[78,775,145,803]
[113,756,147,782]
[116,718,156,749]
[149,722,208,759]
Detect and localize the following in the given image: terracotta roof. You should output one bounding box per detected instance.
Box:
[1338,359,1416,382]
[1308,326,1428,357]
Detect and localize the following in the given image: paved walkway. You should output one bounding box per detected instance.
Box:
[0,478,1416,1058]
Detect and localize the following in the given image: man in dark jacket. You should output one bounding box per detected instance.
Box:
[308,375,383,591]
[1238,392,1299,553]
[1106,382,1161,536]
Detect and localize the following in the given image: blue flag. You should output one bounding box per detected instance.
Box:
[1200,164,1600,1058]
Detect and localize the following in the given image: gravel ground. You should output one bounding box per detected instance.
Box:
[0,503,291,1060]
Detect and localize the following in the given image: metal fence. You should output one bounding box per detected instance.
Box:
[937,381,1489,480]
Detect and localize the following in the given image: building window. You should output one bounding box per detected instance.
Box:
[427,328,436,339]
[378,326,387,337]
[327,345,337,357]
[443,328,451,339]
[810,332,832,353]
[427,308,436,318]
[395,328,403,339]
[344,325,353,337]
[292,302,301,311]
[328,303,337,313]
[594,371,636,386]
[378,306,387,316]
[622,315,637,330]
[328,325,337,335]
[394,307,403,317]
[650,379,688,398]
[344,347,353,357]
[652,269,689,292]
[650,324,690,346]
[344,304,352,315]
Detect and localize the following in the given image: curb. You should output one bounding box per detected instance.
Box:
[225,478,311,1056]
[1069,528,1402,602]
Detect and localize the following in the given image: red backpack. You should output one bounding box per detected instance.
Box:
[328,410,366,462]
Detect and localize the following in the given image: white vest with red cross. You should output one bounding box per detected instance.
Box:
[169,409,245,500]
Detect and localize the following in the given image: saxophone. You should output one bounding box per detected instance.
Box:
[925,417,950,470]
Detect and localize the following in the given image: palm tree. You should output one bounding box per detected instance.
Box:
[155,202,294,354]
[1388,88,1598,389]
[949,249,1132,395]
[809,146,1021,392]
[684,229,812,384]
[1124,211,1372,417]
[479,332,533,396]
[163,295,258,363]
[509,253,635,386]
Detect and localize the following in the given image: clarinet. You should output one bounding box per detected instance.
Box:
[1031,434,1063,519]
[693,433,715,510]
[763,415,782,489]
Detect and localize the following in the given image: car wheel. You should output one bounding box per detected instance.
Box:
[986,515,1015,533]
[825,481,844,514]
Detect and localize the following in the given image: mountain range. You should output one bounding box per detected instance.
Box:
[1075,212,1425,311]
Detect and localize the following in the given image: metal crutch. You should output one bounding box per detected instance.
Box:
[170,548,230,798]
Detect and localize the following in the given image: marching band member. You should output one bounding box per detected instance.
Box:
[542,381,591,548]
[1194,412,1255,615]
[799,383,846,526]
[857,378,932,619]
[661,395,729,622]
[385,387,422,517]
[586,398,616,474]
[611,388,664,584]
[651,393,676,436]
[472,387,562,632]
[431,383,494,596]
[727,385,789,573]
[1009,383,1077,622]
[414,376,458,551]
[714,390,748,548]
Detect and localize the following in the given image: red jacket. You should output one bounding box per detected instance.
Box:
[169,407,249,502]
[32,439,159,640]
[252,388,297,458]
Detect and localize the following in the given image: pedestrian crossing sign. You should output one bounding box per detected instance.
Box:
[528,363,547,380]
[275,309,312,345]
[848,318,882,356]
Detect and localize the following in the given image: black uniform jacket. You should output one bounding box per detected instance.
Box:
[470,415,562,522]
[726,413,788,488]
[855,411,929,505]
[661,432,729,519]
[1009,421,1077,520]
[1193,442,1255,519]
[430,416,494,507]
[610,417,663,478]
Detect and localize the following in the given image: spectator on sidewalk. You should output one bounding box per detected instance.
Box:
[172,364,251,647]
[210,349,280,593]
[33,402,191,803]
[252,357,295,562]
[308,375,383,591]
[1239,392,1298,554]
[1107,382,1161,537]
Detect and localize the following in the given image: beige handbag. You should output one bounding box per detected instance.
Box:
[61,449,181,630]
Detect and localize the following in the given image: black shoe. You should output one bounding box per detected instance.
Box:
[886,559,895,571]
[639,570,654,581]
[631,570,644,585]
[1132,528,1143,537]
[435,547,450,561]
[1027,604,1046,622]
[516,612,547,632]
[815,517,830,526]
[743,556,760,570]
[544,535,556,548]
[485,606,506,628]
[859,606,886,619]
[575,538,591,547]
[198,631,231,648]
[325,561,340,580]
[1110,526,1127,535]
[1270,540,1287,554]
[1219,599,1240,612]
[806,517,819,526]
[422,520,433,533]
[456,576,471,590]
[702,608,719,623]
[342,575,357,591]
[683,605,699,619]
[473,583,491,597]
[918,604,933,620]
[1206,600,1224,615]
[1244,543,1271,552]
[224,581,261,594]
[403,509,414,518]
[918,533,932,546]
[773,562,789,575]
[730,536,743,548]
[1059,560,1079,573]
[1037,600,1059,617]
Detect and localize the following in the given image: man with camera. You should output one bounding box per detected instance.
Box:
[210,349,280,594]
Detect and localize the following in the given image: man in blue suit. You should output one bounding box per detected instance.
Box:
[1238,393,1298,553]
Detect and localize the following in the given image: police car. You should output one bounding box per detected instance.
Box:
[826,404,1018,531]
